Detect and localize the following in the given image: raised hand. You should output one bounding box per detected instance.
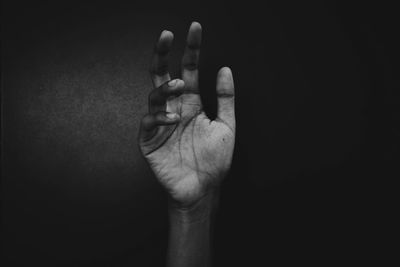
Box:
[139,22,235,208]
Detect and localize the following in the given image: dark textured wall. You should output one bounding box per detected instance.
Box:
[2,1,398,266]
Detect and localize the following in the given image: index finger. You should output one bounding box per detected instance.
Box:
[149,30,174,88]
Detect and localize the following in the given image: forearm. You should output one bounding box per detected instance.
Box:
[167,190,219,267]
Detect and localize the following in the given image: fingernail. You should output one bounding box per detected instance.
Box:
[166,113,179,120]
[168,79,177,87]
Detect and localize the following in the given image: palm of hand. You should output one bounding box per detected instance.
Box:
[145,99,234,205]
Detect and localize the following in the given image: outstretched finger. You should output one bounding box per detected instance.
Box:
[148,79,185,113]
[150,30,174,88]
[216,67,235,131]
[181,22,202,93]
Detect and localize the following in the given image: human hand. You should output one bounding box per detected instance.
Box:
[138,22,235,209]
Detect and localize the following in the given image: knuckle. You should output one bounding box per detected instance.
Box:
[182,62,198,71]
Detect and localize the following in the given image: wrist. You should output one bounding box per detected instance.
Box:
[168,189,220,223]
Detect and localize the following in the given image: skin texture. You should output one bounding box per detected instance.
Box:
[138,22,235,267]
[138,22,235,208]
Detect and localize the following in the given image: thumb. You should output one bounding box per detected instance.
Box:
[216,67,235,131]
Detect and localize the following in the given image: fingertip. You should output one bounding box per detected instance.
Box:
[141,114,155,130]
[160,30,174,40]
[217,66,233,83]
[167,79,178,87]
[157,30,174,54]
[190,21,202,30]
[166,112,180,121]
[216,66,234,95]
[176,79,185,88]
[187,22,202,46]
[219,66,232,76]
[167,79,185,88]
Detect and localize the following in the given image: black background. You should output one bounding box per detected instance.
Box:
[2,1,398,266]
